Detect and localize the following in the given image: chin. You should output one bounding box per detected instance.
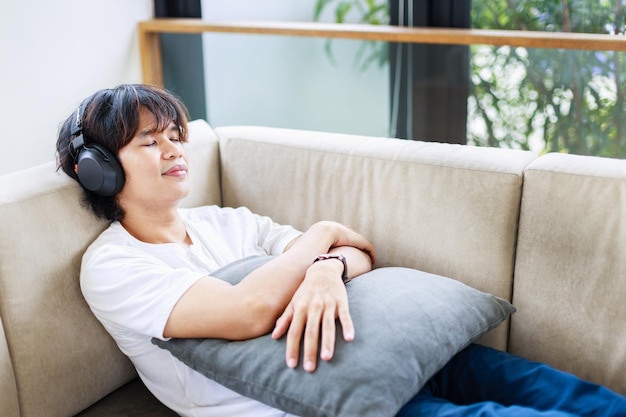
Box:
[177,186,191,199]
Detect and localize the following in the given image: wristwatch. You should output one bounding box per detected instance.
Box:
[312,254,349,283]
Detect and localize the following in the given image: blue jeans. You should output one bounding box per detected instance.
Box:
[396,344,626,417]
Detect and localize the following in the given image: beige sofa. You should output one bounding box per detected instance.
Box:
[1,120,625,416]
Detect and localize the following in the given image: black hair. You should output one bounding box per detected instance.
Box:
[56,84,189,221]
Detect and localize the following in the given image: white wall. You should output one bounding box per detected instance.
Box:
[0,0,152,175]
[0,1,389,175]
[201,0,390,137]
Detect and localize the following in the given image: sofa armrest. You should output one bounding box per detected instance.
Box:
[0,314,19,417]
[0,119,222,416]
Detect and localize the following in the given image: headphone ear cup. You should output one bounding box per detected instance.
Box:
[75,143,125,197]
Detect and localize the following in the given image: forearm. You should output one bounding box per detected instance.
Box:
[328,245,373,281]
[165,221,375,340]
[238,229,334,305]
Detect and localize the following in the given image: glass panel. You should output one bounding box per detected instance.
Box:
[468,46,626,157]
[199,7,626,158]
[202,33,390,138]
[470,1,626,157]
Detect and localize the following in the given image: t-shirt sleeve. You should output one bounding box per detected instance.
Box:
[236,207,302,255]
[80,243,204,340]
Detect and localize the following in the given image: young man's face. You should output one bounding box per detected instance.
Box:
[116,107,190,212]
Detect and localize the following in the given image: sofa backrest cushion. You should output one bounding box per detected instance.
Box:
[179,120,223,209]
[0,119,220,417]
[511,153,626,396]
[216,126,537,349]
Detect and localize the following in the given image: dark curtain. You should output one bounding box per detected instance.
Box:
[154,0,207,121]
[389,0,471,143]
[154,0,201,16]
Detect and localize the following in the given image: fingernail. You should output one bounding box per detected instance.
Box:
[321,348,331,360]
[304,361,315,372]
[287,358,297,368]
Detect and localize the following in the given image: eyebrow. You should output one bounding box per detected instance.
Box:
[138,123,179,137]
[138,127,157,137]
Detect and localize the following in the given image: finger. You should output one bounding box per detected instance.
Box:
[272,304,294,340]
[302,301,323,373]
[285,306,306,369]
[319,304,337,362]
[337,302,354,342]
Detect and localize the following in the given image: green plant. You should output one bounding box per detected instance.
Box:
[314,0,389,24]
[313,0,390,71]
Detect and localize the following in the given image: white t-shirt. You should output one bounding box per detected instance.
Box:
[81,205,302,417]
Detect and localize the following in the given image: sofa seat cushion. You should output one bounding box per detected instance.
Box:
[74,378,177,417]
[154,256,515,417]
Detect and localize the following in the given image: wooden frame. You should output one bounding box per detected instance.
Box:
[138,18,626,87]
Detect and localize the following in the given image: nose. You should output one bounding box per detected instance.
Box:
[161,137,183,159]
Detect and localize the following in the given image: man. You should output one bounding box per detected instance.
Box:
[57,84,626,417]
[57,84,374,416]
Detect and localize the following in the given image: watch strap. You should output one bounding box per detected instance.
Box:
[312,254,349,283]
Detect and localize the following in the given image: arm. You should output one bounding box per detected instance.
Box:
[163,221,374,340]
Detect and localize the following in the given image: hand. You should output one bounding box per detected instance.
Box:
[271,258,354,373]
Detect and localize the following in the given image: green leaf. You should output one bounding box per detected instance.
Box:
[362,4,389,24]
[313,0,334,21]
[336,2,353,23]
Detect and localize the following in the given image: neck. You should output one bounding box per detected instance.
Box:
[120,207,190,246]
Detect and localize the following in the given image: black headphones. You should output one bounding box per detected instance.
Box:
[69,105,125,197]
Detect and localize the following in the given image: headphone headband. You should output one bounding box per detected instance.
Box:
[70,106,83,137]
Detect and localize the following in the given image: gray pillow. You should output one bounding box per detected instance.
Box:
[153,256,515,417]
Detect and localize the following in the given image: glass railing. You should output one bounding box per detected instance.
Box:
[139,19,626,157]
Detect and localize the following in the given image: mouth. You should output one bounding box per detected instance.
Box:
[162,164,188,176]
